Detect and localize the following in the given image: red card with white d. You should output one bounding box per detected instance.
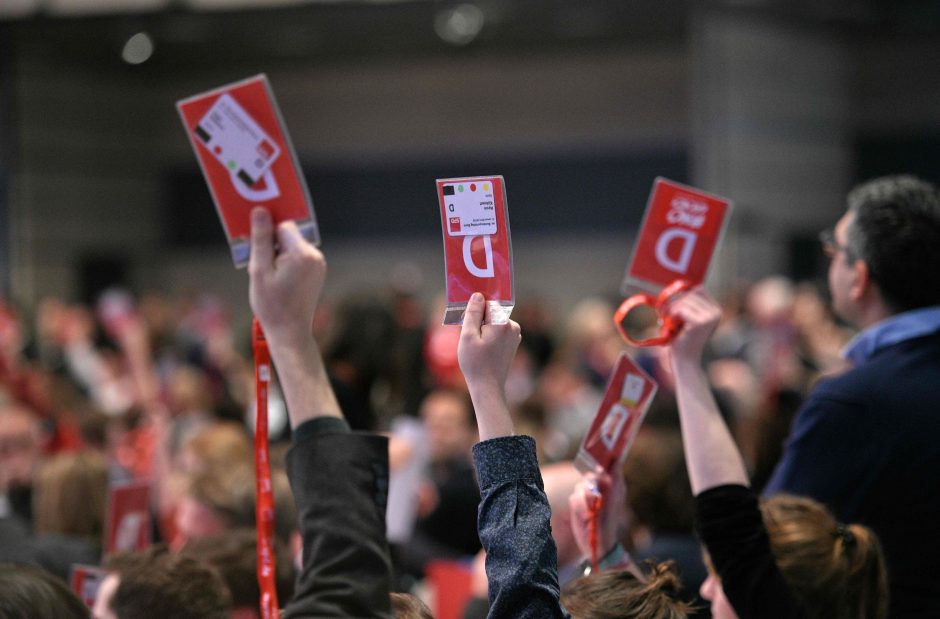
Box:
[105,480,151,555]
[575,353,658,474]
[622,178,732,293]
[71,565,106,608]
[177,74,319,267]
[437,176,514,325]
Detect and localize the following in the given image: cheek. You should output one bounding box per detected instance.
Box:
[710,584,741,619]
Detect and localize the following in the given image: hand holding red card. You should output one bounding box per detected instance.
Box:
[437,176,514,325]
[618,178,732,347]
[177,75,319,267]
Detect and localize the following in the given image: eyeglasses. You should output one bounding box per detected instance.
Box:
[819,228,852,261]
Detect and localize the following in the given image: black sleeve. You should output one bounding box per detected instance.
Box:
[281,428,393,619]
[695,484,808,619]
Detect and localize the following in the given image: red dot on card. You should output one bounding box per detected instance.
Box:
[470,184,477,191]
[214,146,222,155]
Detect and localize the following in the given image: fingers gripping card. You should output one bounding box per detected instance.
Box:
[177,74,319,267]
[575,353,657,474]
[622,178,732,293]
[437,176,514,325]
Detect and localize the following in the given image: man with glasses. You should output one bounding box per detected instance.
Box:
[765,175,940,619]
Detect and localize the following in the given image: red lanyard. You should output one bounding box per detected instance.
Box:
[252,318,280,618]
[614,279,693,347]
[586,485,604,574]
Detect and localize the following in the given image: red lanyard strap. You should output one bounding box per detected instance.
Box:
[252,318,280,619]
[586,486,604,574]
[614,279,693,347]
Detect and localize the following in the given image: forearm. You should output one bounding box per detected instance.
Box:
[467,382,514,441]
[265,332,342,429]
[672,357,748,494]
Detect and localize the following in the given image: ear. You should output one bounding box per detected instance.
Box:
[849,259,870,302]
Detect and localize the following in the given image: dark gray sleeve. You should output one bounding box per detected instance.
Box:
[472,435,570,619]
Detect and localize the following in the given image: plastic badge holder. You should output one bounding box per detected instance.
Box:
[177,74,319,267]
[575,352,658,474]
[436,176,514,325]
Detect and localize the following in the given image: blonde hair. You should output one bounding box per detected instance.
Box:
[33,450,109,541]
[762,495,888,619]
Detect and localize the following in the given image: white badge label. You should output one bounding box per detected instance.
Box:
[194,94,282,187]
[621,373,645,407]
[443,180,498,236]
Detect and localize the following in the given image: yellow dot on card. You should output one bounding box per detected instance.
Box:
[483,183,490,191]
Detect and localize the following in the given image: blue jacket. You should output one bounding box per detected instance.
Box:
[765,331,940,618]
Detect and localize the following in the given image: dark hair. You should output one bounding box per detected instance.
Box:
[180,528,296,610]
[104,546,231,619]
[623,428,695,534]
[0,564,89,619]
[390,592,434,619]
[561,562,690,619]
[845,175,940,311]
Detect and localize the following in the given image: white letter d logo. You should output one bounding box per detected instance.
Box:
[463,235,495,278]
[655,228,697,274]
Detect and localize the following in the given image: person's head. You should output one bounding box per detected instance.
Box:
[94,546,231,619]
[0,563,89,619]
[0,402,44,492]
[181,529,296,619]
[177,422,252,476]
[33,450,109,542]
[419,388,477,463]
[825,175,940,325]
[700,494,887,619]
[175,464,296,549]
[561,562,690,619]
[622,428,694,537]
[390,592,434,619]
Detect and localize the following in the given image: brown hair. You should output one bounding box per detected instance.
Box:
[561,562,691,619]
[180,528,296,610]
[33,450,109,542]
[105,545,231,619]
[0,564,89,619]
[390,592,434,619]
[762,495,888,619]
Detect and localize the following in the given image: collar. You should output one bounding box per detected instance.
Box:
[842,305,940,365]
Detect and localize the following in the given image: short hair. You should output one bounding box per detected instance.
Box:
[104,546,231,619]
[761,495,888,619]
[561,562,691,619]
[845,175,940,311]
[390,592,434,619]
[180,528,296,610]
[0,564,88,619]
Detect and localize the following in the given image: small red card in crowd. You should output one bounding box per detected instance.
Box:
[436,176,514,325]
[105,480,152,555]
[623,178,732,293]
[70,565,106,608]
[177,74,319,267]
[575,353,658,473]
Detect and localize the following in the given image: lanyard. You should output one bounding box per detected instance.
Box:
[614,279,692,347]
[252,318,280,618]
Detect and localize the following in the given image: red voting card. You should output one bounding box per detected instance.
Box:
[70,565,106,608]
[436,176,514,325]
[105,480,151,555]
[177,74,319,267]
[575,353,657,473]
[623,178,732,293]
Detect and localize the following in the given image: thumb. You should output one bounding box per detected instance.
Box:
[461,293,486,339]
[249,208,275,273]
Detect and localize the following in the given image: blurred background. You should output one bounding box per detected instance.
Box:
[2,0,939,318]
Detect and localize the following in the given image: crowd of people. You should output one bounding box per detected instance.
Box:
[1,173,939,618]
